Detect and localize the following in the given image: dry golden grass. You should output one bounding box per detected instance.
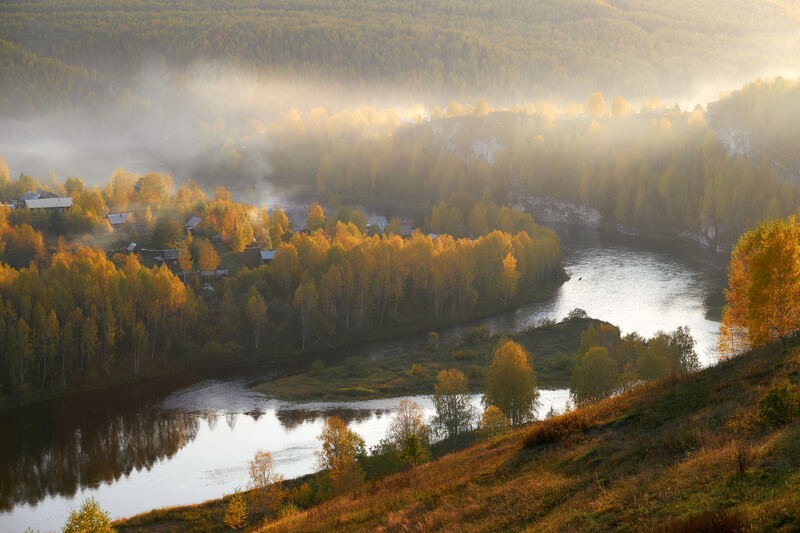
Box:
[257,343,800,532]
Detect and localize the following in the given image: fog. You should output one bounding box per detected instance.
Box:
[2,58,800,203]
[0,63,429,202]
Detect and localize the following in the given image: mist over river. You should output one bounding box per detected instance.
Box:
[0,225,728,532]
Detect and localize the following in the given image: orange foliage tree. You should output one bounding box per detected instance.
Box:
[719,213,800,358]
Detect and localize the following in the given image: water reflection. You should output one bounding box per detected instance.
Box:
[0,389,199,514]
[0,388,570,532]
[274,407,387,430]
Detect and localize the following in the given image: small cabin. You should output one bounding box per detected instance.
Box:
[185,216,202,232]
[260,250,276,264]
[108,212,132,228]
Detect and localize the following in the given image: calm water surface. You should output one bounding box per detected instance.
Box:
[0,226,728,532]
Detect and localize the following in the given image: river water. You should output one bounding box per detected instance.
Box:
[0,225,728,532]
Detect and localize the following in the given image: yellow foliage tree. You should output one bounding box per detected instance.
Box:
[483,338,538,426]
[317,416,366,495]
[719,214,800,358]
[224,489,248,530]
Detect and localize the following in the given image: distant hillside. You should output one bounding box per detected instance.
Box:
[709,77,800,182]
[0,0,798,103]
[263,341,800,531]
[0,38,99,116]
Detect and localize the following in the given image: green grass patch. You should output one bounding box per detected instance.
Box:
[251,317,599,401]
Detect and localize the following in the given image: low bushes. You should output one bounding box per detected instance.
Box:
[523,410,590,448]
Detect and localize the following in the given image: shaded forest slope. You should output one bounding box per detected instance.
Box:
[267,340,800,531]
[1,0,799,109]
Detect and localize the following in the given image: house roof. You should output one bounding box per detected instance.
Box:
[260,250,277,261]
[367,216,389,230]
[185,216,202,230]
[108,213,132,225]
[25,197,73,209]
[21,191,41,201]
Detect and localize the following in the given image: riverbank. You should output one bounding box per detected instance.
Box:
[251,316,602,402]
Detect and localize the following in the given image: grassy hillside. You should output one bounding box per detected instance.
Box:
[263,343,799,531]
[116,338,800,531]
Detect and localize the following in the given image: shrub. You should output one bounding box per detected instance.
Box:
[462,325,490,343]
[279,503,300,517]
[523,410,590,448]
[408,363,427,377]
[345,356,367,377]
[337,386,377,397]
[733,442,753,476]
[451,349,475,360]
[478,405,510,439]
[63,498,114,533]
[651,508,748,532]
[427,331,440,349]
[566,308,588,320]
[465,365,485,379]
[757,381,800,428]
[223,490,248,530]
[309,358,325,376]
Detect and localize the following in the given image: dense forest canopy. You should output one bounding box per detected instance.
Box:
[0,0,798,112]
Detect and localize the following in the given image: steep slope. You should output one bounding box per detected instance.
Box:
[265,342,800,531]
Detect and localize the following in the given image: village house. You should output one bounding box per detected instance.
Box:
[259,250,276,264]
[185,216,202,232]
[24,196,73,211]
[108,212,132,229]
[366,215,389,235]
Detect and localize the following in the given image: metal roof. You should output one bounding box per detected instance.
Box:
[25,197,72,209]
[108,213,132,225]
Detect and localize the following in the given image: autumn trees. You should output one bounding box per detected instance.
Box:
[244,221,562,351]
[570,323,700,404]
[317,416,366,495]
[0,245,194,400]
[63,498,114,533]
[719,214,800,358]
[483,339,538,426]
[432,368,474,440]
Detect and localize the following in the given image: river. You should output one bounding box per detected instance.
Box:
[0,225,728,532]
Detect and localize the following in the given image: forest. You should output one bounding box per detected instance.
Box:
[232,99,796,247]
[0,166,563,406]
[1,0,798,116]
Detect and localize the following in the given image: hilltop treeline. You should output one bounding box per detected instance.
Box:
[0,169,563,405]
[1,0,798,114]
[709,76,800,180]
[259,103,797,246]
